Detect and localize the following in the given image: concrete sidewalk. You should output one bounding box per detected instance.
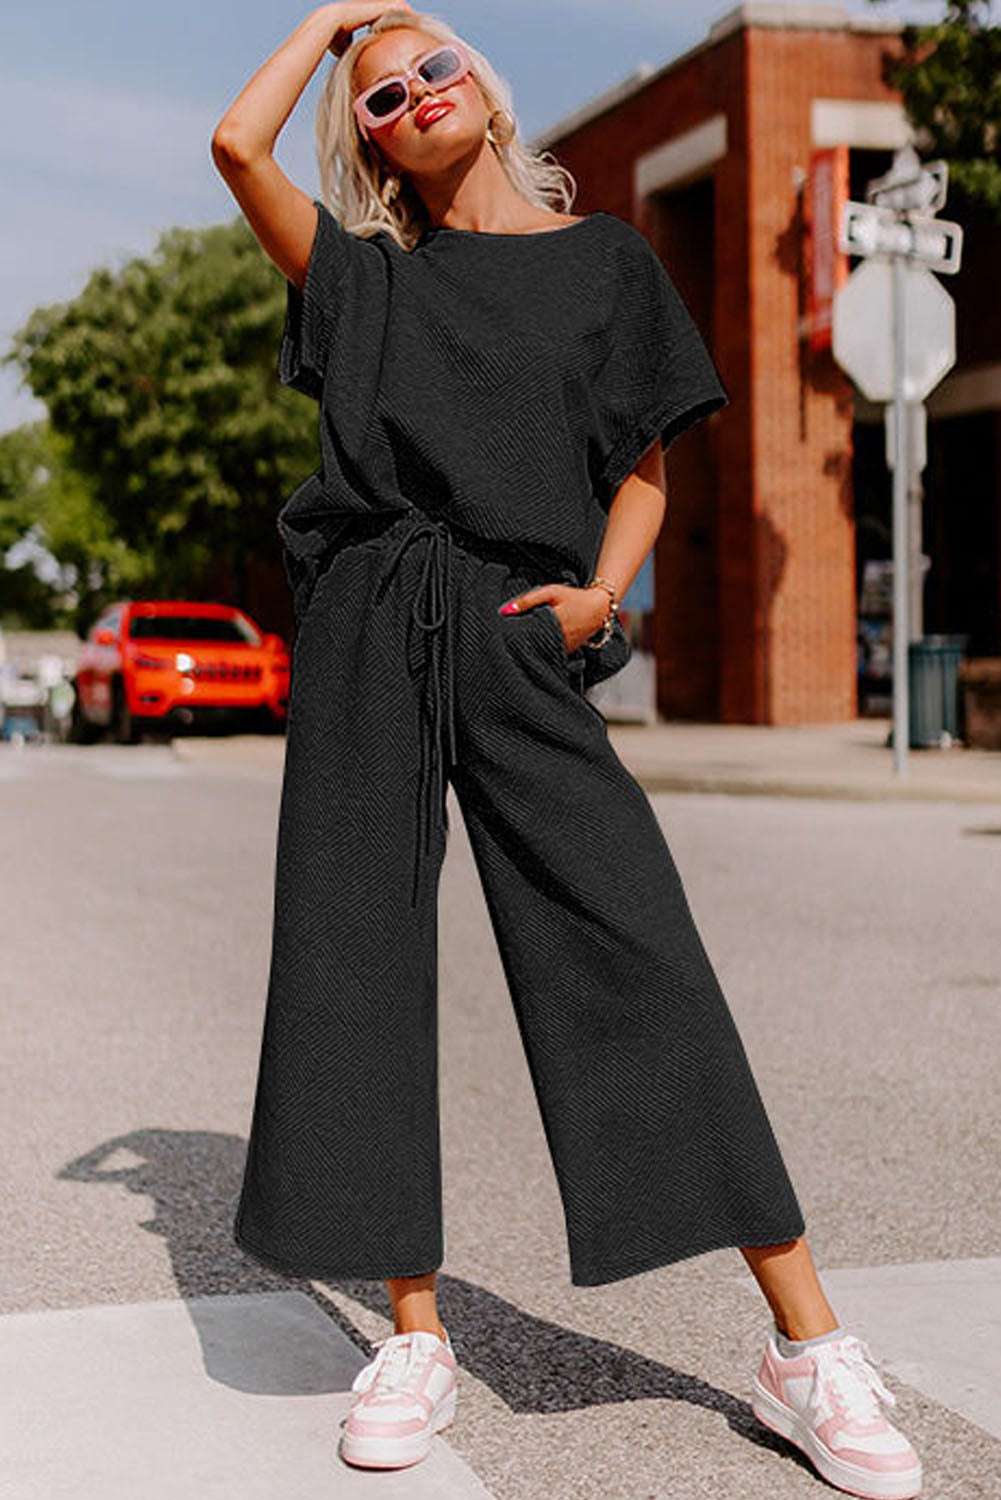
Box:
[1,1292,493,1500]
[171,715,1001,803]
[607,716,1001,803]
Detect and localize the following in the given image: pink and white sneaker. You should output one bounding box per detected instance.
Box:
[751,1328,922,1499]
[339,1326,458,1469]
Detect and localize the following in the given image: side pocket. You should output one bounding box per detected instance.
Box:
[537,602,569,663]
[277,511,351,627]
[537,603,591,698]
[580,616,633,691]
[281,546,319,628]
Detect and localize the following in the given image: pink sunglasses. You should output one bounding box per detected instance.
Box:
[353,41,474,140]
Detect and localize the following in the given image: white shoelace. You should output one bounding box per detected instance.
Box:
[809,1334,897,1424]
[351,1331,441,1396]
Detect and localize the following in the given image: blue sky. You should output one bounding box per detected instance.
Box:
[2,0,941,434]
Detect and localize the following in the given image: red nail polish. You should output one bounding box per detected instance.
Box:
[499,601,518,615]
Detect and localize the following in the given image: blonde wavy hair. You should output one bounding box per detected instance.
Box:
[314,8,577,251]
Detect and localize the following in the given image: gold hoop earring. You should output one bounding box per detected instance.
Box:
[485,108,515,146]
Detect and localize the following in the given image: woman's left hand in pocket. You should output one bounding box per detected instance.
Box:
[498,584,610,653]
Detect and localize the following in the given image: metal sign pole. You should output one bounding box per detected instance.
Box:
[906,403,927,641]
[891,256,910,777]
[832,145,962,779]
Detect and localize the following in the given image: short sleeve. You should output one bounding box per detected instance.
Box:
[277,198,354,400]
[592,228,729,509]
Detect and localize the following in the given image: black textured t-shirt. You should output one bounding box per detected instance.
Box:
[276,199,729,589]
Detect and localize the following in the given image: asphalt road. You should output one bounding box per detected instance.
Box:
[2,738,999,1498]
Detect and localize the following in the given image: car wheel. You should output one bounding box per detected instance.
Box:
[111,678,139,745]
[67,683,101,744]
[256,705,285,735]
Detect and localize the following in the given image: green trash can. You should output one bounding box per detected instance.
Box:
[908,634,969,748]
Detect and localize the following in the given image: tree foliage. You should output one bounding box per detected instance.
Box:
[0,422,149,628]
[873,0,1001,219]
[2,215,320,612]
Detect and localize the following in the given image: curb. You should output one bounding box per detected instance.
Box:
[168,731,1001,805]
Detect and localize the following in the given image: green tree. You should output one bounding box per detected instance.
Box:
[871,0,1001,219]
[0,422,149,629]
[2,215,319,606]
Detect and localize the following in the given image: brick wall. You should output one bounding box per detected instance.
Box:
[540,13,909,722]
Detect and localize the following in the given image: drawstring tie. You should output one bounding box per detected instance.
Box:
[374,515,458,909]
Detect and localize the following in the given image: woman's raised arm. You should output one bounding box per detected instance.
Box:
[210,2,413,289]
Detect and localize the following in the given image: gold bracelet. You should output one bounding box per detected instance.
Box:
[583,574,619,649]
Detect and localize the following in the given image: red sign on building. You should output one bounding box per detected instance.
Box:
[806,145,849,352]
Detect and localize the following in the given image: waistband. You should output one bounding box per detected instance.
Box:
[278,503,581,592]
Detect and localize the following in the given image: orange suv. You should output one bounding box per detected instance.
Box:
[71,599,290,742]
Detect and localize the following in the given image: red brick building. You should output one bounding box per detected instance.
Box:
[533,2,1001,724]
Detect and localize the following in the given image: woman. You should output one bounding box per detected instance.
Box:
[211,7,921,1496]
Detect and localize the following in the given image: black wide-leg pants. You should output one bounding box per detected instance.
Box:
[233,509,806,1286]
